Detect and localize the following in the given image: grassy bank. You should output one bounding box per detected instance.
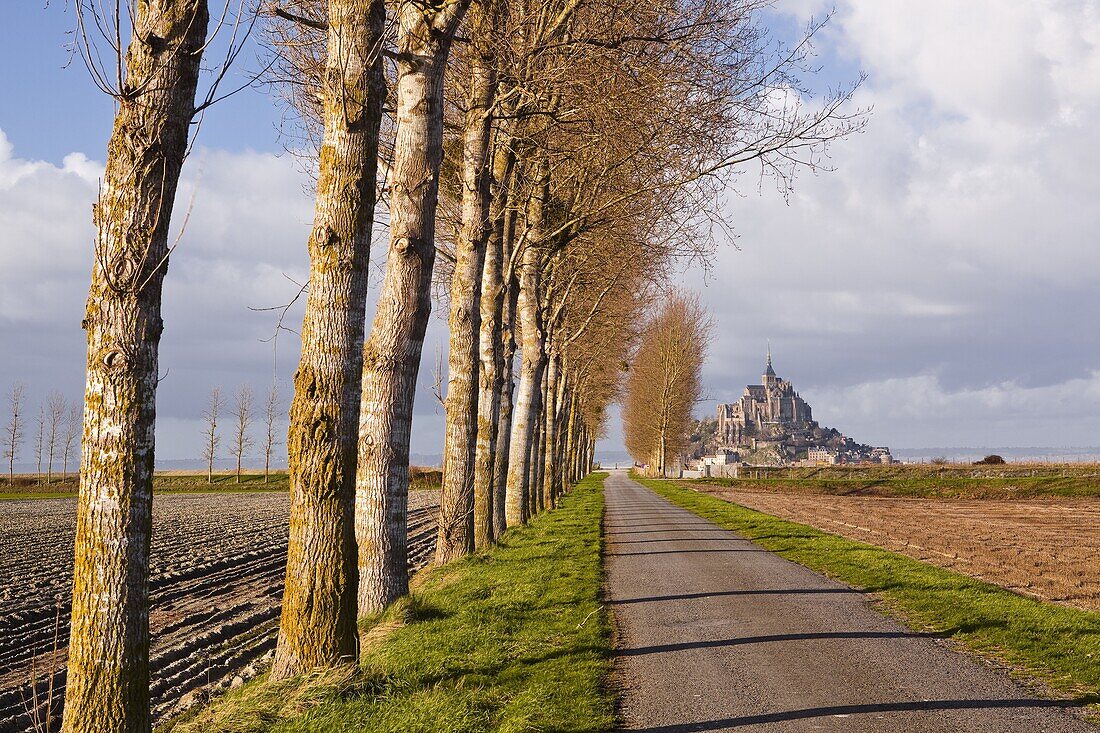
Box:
[695,463,1100,499]
[635,475,1100,709]
[164,472,613,733]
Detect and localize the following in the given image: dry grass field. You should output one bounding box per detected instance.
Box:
[0,487,440,732]
[694,475,1100,613]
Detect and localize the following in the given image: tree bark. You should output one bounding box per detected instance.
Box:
[471,142,515,550]
[272,0,385,680]
[492,273,517,537]
[357,0,468,615]
[62,2,209,731]
[504,245,545,527]
[436,6,498,562]
[539,352,559,510]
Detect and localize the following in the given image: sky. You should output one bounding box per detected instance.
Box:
[2,1,1100,467]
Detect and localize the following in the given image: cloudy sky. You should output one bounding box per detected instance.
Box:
[2,1,1100,466]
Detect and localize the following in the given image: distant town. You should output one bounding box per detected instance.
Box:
[686,349,891,476]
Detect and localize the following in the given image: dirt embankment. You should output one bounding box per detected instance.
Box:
[699,486,1100,612]
[0,490,439,732]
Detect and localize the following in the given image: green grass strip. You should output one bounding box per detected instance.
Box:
[634,475,1100,708]
[693,473,1100,499]
[166,471,613,733]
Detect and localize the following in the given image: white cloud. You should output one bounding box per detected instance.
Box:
[804,371,1100,447]
[689,0,1100,448]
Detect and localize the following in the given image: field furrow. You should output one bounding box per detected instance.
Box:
[0,489,439,733]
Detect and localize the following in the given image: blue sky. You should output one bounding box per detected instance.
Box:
[4,1,1100,467]
[2,2,285,162]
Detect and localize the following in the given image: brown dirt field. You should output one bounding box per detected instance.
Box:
[0,490,439,732]
[697,485,1100,613]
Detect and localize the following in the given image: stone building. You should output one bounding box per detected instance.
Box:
[715,348,891,465]
[717,348,814,447]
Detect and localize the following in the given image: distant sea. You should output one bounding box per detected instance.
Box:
[892,447,1100,464]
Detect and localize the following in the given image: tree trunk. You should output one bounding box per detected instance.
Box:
[271,0,385,681]
[471,142,514,550]
[492,275,517,537]
[436,10,498,563]
[62,3,209,731]
[504,248,545,527]
[357,0,468,615]
[539,353,559,510]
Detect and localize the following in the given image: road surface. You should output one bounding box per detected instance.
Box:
[603,471,1097,732]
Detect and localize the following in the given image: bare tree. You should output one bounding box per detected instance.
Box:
[4,384,25,486]
[230,385,254,483]
[60,0,254,728]
[63,402,82,482]
[436,0,502,563]
[262,384,281,483]
[46,392,67,485]
[269,0,388,681]
[201,388,224,484]
[355,0,471,616]
[34,403,45,486]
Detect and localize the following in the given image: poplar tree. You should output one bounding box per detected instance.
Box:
[62,0,211,729]
[270,0,388,680]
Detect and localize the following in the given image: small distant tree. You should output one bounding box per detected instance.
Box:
[46,392,66,485]
[34,403,45,485]
[4,384,25,486]
[201,388,224,484]
[62,402,82,481]
[230,385,254,484]
[262,384,281,484]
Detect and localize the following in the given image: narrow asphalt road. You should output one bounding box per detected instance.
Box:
[603,470,1098,732]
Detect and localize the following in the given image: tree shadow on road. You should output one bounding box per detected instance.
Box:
[626,697,1089,732]
[617,630,933,657]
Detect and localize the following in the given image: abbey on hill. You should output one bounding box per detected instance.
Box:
[710,349,891,467]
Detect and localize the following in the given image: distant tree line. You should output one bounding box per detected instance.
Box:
[4,383,82,485]
[200,384,283,483]
[2,382,285,486]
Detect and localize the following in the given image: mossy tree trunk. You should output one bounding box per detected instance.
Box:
[356,0,469,615]
[271,0,386,681]
[62,2,209,731]
[437,1,499,563]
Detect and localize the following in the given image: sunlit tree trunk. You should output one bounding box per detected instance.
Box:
[62,2,208,731]
[527,388,544,517]
[357,0,469,615]
[437,3,499,562]
[504,244,545,526]
[539,352,559,509]
[472,142,514,550]
[272,0,385,680]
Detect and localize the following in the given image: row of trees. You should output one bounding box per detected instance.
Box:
[199,385,283,483]
[2,381,283,486]
[3,384,82,485]
[58,0,861,730]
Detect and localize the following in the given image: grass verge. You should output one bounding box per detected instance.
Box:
[162,471,613,733]
[634,474,1100,712]
[693,470,1100,500]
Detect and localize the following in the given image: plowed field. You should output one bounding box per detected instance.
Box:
[0,490,439,732]
[700,486,1100,612]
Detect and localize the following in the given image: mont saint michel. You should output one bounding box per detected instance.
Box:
[710,350,891,467]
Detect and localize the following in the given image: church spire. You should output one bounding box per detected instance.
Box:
[764,341,776,378]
